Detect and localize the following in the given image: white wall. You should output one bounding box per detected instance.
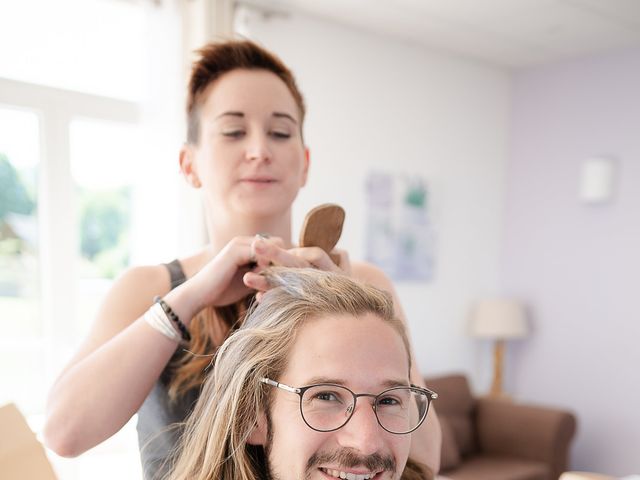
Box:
[238,8,512,388]
[504,49,640,476]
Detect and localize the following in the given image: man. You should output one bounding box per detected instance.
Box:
[166,268,437,480]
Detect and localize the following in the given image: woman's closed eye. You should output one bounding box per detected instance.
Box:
[269,130,291,139]
[222,129,246,139]
[220,129,290,139]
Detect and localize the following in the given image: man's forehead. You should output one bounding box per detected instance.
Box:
[303,375,410,390]
[283,313,410,388]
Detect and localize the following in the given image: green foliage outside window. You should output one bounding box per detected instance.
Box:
[78,187,130,278]
[0,153,35,219]
[0,153,35,256]
[0,151,130,279]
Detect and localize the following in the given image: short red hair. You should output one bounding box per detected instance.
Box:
[186,39,306,144]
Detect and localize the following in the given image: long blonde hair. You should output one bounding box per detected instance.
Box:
[165,267,424,480]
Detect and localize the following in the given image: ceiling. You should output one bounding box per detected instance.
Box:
[243,0,640,69]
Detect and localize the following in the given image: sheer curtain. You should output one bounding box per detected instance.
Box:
[0,1,190,478]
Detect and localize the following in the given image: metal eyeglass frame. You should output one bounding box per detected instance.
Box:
[260,377,438,434]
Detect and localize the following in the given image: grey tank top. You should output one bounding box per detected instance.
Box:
[137,260,195,480]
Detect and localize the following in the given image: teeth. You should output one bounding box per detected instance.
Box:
[321,468,374,480]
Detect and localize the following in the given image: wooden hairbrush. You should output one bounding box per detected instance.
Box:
[299,203,345,266]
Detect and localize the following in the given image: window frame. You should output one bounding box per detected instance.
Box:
[0,76,139,397]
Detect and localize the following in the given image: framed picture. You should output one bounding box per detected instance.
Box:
[365,171,435,282]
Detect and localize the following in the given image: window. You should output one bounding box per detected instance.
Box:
[0,0,146,101]
[0,1,184,478]
[70,118,142,337]
[0,108,42,412]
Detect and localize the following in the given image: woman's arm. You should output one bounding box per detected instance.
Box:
[44,265,178,456]
[44,236,262,457]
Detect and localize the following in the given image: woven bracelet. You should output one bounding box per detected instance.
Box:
[145,304,183,343]
[153,296,191,342]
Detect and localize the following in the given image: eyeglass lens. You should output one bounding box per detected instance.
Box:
[301,385,428,434]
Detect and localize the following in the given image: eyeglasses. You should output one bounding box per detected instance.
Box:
[260,378,437,435]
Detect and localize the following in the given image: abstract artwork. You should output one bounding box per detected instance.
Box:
[365,171,435,282]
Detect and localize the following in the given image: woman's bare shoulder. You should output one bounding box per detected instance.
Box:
[105,248,211,312]
[92,262,182,334]
[350,260,394,291]
[108,264,172,301]
[111,248,208,298]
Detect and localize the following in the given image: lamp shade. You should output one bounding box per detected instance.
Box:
[470,299,529,339]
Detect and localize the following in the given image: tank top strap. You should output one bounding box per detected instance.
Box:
[163,259,187,290]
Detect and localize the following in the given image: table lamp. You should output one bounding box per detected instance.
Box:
[470,299,529,396]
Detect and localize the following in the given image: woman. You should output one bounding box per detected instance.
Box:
[43,39,441,479]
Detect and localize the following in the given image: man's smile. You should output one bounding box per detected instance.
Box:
[319,467,381,479]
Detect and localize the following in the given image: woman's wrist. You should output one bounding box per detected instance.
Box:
[162,280,204,328]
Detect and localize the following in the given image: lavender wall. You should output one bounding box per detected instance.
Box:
[504,49,640,475]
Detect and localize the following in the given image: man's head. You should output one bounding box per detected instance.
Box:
[168,268,435,480]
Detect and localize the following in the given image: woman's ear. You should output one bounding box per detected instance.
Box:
[179,144,202,188]
[247,411,268,446]
[300,147,310,187]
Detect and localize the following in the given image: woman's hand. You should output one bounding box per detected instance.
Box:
[243,236,352,294]
[182,235,284,315]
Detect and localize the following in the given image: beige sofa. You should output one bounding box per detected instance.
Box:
[425,374,577,480]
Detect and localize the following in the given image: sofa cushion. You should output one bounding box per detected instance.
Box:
[425,374,477,456]
[444,455,549,480]
[439,416,461,471]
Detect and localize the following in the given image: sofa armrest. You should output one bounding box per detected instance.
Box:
[476,397,577,478]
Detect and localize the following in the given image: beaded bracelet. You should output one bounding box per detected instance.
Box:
[153,296,191,342]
